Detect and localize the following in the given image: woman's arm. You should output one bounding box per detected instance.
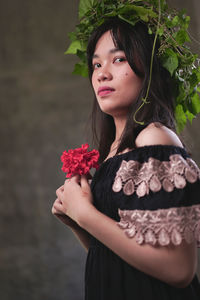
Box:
[78,203,197,288]
[69,223,91,251]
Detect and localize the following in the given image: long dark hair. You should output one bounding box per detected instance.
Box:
[87,17,176,162]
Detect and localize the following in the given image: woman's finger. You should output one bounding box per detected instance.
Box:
[69,174,80,183]
[80,175,90,189]
[53,204,65,215]
[52,198,65,214]
[56,185,64,197]
[54,198,62,205]
[64,175,80,187]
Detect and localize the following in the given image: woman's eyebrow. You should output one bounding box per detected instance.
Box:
[92,48,122,59]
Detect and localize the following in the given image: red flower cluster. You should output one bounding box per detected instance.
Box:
[61,144,99,178]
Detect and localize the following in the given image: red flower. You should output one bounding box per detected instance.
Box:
[61,143,99,178]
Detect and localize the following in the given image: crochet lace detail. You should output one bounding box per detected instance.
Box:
[118,205,200,247]
[112,154,200,198]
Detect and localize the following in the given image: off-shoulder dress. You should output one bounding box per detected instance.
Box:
[85,145,200,300]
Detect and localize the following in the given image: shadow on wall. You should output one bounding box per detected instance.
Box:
[0,0,200,299]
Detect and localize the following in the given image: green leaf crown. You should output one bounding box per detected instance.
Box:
[66,0,200,132]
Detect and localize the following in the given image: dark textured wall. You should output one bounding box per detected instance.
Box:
[0,1,200,299]
[0,1,91,299]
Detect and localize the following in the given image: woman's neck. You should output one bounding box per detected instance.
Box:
[106,117,127,159]
[113,117,127,142]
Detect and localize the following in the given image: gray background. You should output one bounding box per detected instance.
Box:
[0,1,200,299]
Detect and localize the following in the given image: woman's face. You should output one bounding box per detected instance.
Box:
[91,30,143,118]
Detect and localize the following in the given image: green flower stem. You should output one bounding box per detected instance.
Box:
[133,0,161,125]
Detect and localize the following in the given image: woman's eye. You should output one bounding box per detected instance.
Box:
[114,57,126,63]
[93,63,101,69]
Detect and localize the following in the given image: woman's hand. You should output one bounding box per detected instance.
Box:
[52,196,78,229]
[54,175,94,227]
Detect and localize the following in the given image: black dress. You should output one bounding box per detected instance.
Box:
[85,145,200,300]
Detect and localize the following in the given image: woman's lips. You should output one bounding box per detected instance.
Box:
[98,86,115,97]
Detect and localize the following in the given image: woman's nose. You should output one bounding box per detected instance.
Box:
[97,67,112,82]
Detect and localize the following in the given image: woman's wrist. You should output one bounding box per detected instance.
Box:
[77,203,98,229]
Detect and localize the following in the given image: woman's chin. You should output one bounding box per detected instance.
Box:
[99,105,129,118]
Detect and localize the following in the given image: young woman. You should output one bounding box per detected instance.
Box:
[52,18,200,300]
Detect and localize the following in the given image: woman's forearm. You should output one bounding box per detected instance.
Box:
[78,205,197,287]
[70,224,91,252]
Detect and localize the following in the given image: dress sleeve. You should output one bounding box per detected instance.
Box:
[112,146,200,247]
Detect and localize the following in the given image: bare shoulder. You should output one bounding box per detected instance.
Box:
[135,123,183,148]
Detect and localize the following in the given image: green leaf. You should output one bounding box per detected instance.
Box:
[175,104,187,133]
[104,11,118,18]
[191,93,200,114]
[161,49,179,76]
[79,0,97,19]
[186,110,195,124]
[72,63,88,77]
[118,15,137,26]
[148,27,153,35]
[76,50,87,62]
[189,72,200,93]
[157,25,164,37]
[176,81,186,103]
[173,29,190,45]
[179,11,190,29]
[68,31,77,42]
[184,15,191,29]
[171,16,180,27]
[65,40,87,54]
[196,66,200,82]
[118,5,157,22]
[180,53,197,66]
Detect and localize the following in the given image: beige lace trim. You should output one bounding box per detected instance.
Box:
[118,204,200,247]
[112,154,200,198]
